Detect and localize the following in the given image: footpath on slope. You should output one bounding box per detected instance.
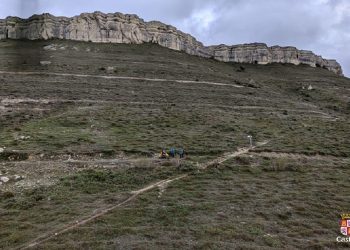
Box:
[18,141,269,250]
[0,71,243,88]
[1,98,334,119]
[0,70,337,120]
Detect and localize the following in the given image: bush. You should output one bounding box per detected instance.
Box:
[0,152,29,161]
[235,155,252,165]
[237,65,246,72]
[261,158,302,172]
[0,191,15,200]
[178,161,197,172]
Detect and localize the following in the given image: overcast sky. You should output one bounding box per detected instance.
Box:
[0,0,349,76]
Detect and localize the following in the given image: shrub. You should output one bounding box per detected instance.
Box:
[178,161,197,172]
[0,191,15,200]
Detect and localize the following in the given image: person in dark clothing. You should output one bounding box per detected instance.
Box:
[178,148,185,158]
[169,148,176,158]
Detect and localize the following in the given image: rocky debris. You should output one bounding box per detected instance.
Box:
[233,78,260,88]
[248,79,259,88]
[40,61,52,66]
[0,176,9,183]
[0,169,26,184]
[0,12,343,76]
[46,43,78,51]
[43,44,57,51]
[14,175,24,181]
[0,147,4,153]
[301,84,315,91]
[106,66,115,73]
[17,135,31,141]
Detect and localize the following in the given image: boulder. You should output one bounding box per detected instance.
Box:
[40,61,52,66]
[0,176,9,183]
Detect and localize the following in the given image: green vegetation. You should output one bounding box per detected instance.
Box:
[0,166,180,248]
[1,155,346,249]
[0,39,349,249]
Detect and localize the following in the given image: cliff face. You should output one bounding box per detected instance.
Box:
[209,44,343,75]
[0,12,343,76]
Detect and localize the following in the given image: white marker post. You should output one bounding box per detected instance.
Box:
[247,135,253,148]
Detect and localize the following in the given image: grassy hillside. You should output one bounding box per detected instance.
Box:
[0,39,349,249]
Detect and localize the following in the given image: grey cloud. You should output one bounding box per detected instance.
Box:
[19,0,39,17]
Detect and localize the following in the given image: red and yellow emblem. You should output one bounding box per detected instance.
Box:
[340,214,350,236]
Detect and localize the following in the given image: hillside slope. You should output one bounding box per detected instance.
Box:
[0,40,349,249]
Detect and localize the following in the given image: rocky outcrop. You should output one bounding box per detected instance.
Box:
[0,12,343,76]
[209,44,343,75]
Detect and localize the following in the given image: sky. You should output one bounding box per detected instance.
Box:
[0,0,349,76]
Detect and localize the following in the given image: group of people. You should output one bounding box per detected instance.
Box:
[159,147,185,159]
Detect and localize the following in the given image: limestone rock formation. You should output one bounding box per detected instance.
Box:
[210,44,343,75]
[0,12,343,76]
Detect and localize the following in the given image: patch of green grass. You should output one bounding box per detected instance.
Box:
[30,155,350,249]
[0,166,178,248]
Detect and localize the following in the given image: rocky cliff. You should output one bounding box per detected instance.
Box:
[209,44,343,75]
[0,12,343,76]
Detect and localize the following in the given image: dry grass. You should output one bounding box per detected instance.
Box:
[0,40,349,249]
[30,155,350,249]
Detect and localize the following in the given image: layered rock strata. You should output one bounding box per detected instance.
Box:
[0,12,343,75]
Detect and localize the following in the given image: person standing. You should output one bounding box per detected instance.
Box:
[178,148,185,159]
[169,148,176,158]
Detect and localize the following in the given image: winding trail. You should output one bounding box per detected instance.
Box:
[0,70,243,88]
[0,99,336,121]
[199,141,269,169]
[21,176,187,250]
[0,70,336,119]
[18,141,269,249]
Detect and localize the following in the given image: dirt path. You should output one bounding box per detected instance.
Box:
[18,142,267,249]
[0,70,243,88]
[199,141,270,169]
[0,97,335,120]
[250,151,350,162]
[20,175,187,250]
